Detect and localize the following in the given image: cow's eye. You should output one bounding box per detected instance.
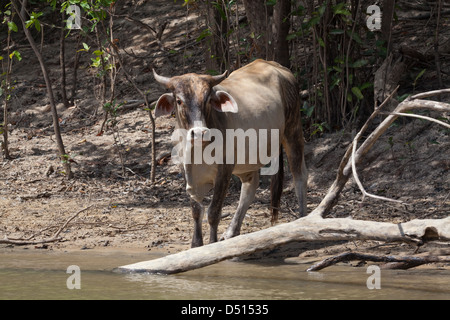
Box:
[176,99,182,106]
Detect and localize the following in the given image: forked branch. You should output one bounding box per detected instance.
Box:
[311,88,450,218]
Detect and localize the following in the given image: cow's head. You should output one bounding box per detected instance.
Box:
[153,69,238,145]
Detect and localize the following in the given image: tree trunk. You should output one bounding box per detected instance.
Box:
[12,0,72,178]
[272,0,291,67]
[69,33,82,104]
[204,0,229,72]
[60,11,70,108]
[2,13,13,160]
[381,0,395,53]
[242,0,272,60]
[2,98,9,159]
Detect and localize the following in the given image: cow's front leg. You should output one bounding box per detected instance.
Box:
[221,170,259,240]
[191,200,204,248]
[207,165,234,244]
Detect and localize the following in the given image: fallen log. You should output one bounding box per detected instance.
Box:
[117,215,450,274]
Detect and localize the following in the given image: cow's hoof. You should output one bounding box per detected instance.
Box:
[191,240,204,248]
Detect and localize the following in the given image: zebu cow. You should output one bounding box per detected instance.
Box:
[153,59,307,247]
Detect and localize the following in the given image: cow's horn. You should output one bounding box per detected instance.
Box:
[209,70,228,87]
[153,69,171,87]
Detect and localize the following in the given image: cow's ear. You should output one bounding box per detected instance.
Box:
[211,91,238,113]
[155,93,175,118]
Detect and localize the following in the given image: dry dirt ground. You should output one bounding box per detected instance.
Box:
[0,1,449,267]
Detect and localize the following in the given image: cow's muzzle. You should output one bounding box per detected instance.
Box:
[187,126,211,146]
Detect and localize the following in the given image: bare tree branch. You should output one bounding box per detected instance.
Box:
[307,251,450,272]
[390,112,450,129]
[350,87,405,205]
[410,88,450,99]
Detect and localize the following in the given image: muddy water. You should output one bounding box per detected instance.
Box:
[0,248,448,300]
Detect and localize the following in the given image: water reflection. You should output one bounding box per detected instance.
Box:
[0,249,448,300]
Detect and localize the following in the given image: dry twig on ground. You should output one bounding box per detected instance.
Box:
[0,205,93,246]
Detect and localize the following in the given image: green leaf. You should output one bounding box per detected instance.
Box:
[350,59,368,68]
[346,30,362,44]
[292,5,305,17]
[330,77,341,90]
[332,65,343,73]
[286,33,297,41]
[317,37,325,48]
[196,28,212,42]
[34,20,41,32]
[212,2,227,21]
[25,11,43,31]
[334,57,344,64]
[307,16,320,28]
[301,101,315,118]
[347,93,353,102]
[360,82,373,90]
[317,3,326,17]
[286,30,303,41]
[396,93,409,102]
[334,8,351,16]
[414,69,426,86]
[26,20,34,29]
[429,139,439,145]
[351,86,364,100]
[9,50,22,62]
[91,56,101,68]
[7,21,18,32]
[83,42,90,51]
[333,3,351,16]
[93,50,104,56]
[329,28,344,35]
[80,2,91,11]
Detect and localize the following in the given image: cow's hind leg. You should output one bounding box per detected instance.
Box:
[270,149,284,224]
[283,136,308,217]
[191,200,204,248]
[221,170,259,240]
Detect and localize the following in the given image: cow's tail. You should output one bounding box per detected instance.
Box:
[270,147,284,225]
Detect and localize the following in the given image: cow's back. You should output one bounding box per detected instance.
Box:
[225,59,294,88]
[215,60,298,173]
[217,59,295,132]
